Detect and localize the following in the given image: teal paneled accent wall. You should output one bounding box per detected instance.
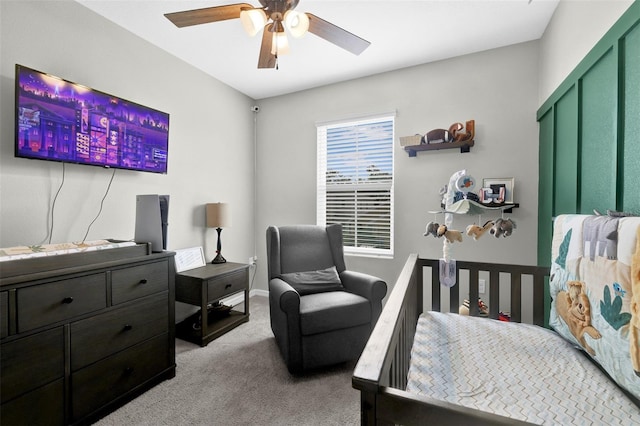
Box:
[536,2,640,268]
[623,23,640,209]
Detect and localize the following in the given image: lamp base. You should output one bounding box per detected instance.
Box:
[211,252,226,264]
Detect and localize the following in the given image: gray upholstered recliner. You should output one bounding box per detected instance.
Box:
[266,224,387,373]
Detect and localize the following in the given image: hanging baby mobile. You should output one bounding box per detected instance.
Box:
[424,169,516,287]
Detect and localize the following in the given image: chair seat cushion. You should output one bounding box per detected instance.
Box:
[299,291,371,335]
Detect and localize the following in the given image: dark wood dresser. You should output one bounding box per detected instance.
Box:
[0,243,176,425]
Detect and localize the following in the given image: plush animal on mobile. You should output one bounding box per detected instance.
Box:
[491,218,517,238]
[437,225,463,243]
[424,221,440,237]
[466,220,494,240]
[556,280,602,356]
[630,227,640,377]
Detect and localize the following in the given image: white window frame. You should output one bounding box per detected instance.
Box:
[317,113,395,258]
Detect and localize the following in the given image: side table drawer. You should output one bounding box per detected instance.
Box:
[1,327,64,403]
[70,293,169,370]
[207,268,248,301]
[71,333,169,422]
[17,274,106,332]
[111,261,169,305]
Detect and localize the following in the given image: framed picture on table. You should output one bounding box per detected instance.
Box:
[481,178,514,204]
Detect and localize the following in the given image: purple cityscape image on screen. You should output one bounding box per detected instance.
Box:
[15,65,169,173]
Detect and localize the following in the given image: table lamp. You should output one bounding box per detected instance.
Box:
[206,202,230,264]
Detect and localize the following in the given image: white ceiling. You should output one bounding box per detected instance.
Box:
[76,0,559,100]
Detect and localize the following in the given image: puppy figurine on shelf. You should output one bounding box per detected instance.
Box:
[437,225,463,243]
[466,220,494,240]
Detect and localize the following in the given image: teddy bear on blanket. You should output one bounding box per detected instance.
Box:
[556,280,602,356]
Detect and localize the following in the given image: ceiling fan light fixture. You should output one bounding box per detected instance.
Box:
[271,29,290,55]
[240,8,267,36]
[284,10,309,38]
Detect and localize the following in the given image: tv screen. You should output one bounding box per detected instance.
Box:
[15,64,169,174]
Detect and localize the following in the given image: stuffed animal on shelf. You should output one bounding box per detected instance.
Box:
[490,218,517,238]
[466,220,495,240]
[424,221,440,237]
[437,225,463,243]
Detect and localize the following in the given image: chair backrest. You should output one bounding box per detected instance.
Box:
[266,224,346,280]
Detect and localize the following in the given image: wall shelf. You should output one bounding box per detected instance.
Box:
[429,199,519,215]
[404,139,474,157]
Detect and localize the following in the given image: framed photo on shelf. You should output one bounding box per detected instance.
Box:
[481,178,515,204]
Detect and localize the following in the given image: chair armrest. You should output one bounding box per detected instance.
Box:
[269,278,303,372]
[340,270,387,303]
[269,277,301,313]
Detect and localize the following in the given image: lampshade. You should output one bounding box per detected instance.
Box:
[284,10,309,38]
[271,21,290,55]
[240,8,267,36]
[206,203,231,228]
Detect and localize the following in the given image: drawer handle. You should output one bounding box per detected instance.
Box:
[123,324,133,331]
[139,279,148,284]
[62,297,74,304]
[225,284,232,289]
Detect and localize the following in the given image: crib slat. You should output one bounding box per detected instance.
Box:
[533,273,546,326]
[450,267,460,313]
[489,271,499,319]
[431,265,440,312]
[468,269,479,316]
[511,274,522,322]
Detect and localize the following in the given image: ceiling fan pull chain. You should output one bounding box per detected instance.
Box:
[275,53,279,70]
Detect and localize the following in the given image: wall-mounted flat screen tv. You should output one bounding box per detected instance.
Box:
[15,64,169,174]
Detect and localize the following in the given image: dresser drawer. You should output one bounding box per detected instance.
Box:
[17,273,106,332]
[70,293,168,370]
[0,379,64,426]
[1,327,64,403]
[207,268,248,302]
[111,261,169,305]
[1,291,8,338]
[71,333,170,422]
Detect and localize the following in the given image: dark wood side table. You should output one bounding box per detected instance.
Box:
[175,262,250,346]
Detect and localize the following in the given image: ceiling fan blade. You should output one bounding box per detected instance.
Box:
[165,3,254,28]
[306,13,370,55]
[258,23,276,69]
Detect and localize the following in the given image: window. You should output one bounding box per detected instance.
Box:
[317,114,394,258]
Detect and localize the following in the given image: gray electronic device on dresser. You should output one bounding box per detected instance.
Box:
[0,243,176,425]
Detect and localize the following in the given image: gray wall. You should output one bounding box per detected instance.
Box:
[254,41,542,291]
[0,0,256,267]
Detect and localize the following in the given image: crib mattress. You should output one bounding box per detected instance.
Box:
[406,312,640,425]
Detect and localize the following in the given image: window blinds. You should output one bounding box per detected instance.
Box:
[317,114,394,257]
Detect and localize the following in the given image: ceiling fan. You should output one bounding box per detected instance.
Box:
[164,0,370,69]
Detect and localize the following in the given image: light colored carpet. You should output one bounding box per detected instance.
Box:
[95,296,360,425]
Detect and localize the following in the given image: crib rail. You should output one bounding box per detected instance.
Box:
[352,255,550,425]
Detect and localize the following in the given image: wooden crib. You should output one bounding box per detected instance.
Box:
[352,255,550,425]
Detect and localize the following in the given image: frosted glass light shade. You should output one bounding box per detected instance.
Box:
[240,9,267,36]
[284,10,309,38]
[271,31,290,55]
[206,203,231,228]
